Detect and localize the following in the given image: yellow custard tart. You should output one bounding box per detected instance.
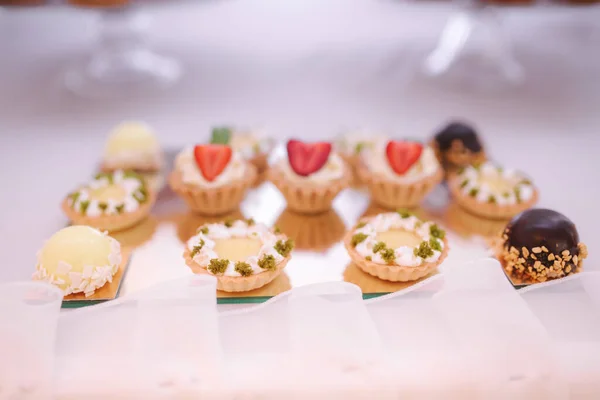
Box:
[448,162,538,219]
[344,210,448,282]
[33,226,122,297]
[102,121,164,173]
[184,219,294,292]
[62,170,155,232]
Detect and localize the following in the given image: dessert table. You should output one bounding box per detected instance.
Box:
[1,1,600,398]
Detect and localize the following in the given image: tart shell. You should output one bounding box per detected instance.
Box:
[61,191,157,232]
[100,158,163,174]
[448,178,538,220]
[357,164,443,209]
[343,229,449,282]
[338,153,362,186]
[183,248,291,292]
[169,165,257,216]
[249,153,269,187]
[267,165,351,215]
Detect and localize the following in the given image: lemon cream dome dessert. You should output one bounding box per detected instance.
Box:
[184,219,293,292]
[358,140,443,209]
[62,170,155,232]
[169,144,256,216]
[448,162,538,219]
[268,139,351,214]
[344,210,448,282]
[102,121,163,173]
[33,226,122,297]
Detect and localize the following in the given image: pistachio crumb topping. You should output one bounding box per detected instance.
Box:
[94,172,114,184]
[397,209,412,219]
[199,226,209,234]
[488,195,496,204]
[380,248,396,264]
[351,233,368,247]
[514,187,522,203]
[234,261,253,277]
[356,222,366,229]
[68,191,80,203]
[274,226,282,234]
[414,242,434,259]
[258,254,276,271]
[115,204,125,214]
[274,239,294,257]
[372,241,386,253]
[429,224,445,240]
[459,179,469,189]
[224,219,234,228]
[98,202,108,213]
[208,259,229,275]
[355,142,366,154]
[429,237,442,252]
[246,218,255,226]
[365,255,372,261]
[80,200,90,214]
[468,187,479,197]
[190,239,205,257]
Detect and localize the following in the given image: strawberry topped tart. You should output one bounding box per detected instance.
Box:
[358,140,443,209]
[169,144,256,216]
[268,139,351,214]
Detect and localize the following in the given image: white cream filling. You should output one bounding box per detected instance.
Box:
[277,152,345,184]
[228,129,274,159]
[362,144,440,183]
[353,213,444,267]
[334,131,388,157]
[32,236,121,297]
[187,220,287,277]
[175,147,246,188]
[458,162,535,206]
[103,150,163,169]
[69,170,146,217]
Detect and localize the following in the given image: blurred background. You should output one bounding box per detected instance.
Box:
[1,0,599,281]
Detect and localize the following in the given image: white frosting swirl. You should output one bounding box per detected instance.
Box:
[228,128,274,160]
[458,162,535,206]
[334,131,388,157]
[362,143,440,183]
[277,152,345,184]
[187,220,289,277]
[352,212,444,267]
[175,147,247,188]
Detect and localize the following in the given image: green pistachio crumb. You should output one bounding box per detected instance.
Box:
[457,166,466,175]
[354,142,366,154]
[381,248,396,264]
[207,259,229,275]
[502,192,511,199]
[365,256,372,261]
[468,188,479,197]
[190,240,205,257]
[414,241,434,259]
[496,166,504,174]
[246,218,255,226]
[355,222,366,229]
[472,163,482,171]
[252,142,261,154]
[79,200,90,214]
[274,239,294,257]
[429,224,446,240]
[68,191,81,204]
[514,187,522,203]
[459,179,469,189]
[415,221,423,229]
[488,195,496,204]
[372,241,386,253]
[258,254,276,271]
[520,179,532,185]
[224,219,234,228]
[133,187,148,204]
[94,172,114,184]
[429,237,442,252]
[351,233,368,247]
[115,204,125,214]
[274,226,281,234]
[122,170,142,180]
[234,261,253,277]
[199,226,209,234]
[397,209,413,219]
[98,202,108,213]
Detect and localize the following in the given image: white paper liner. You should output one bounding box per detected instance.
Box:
[3,261,600,398]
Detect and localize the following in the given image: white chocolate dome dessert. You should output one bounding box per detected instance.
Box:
[102,121,163,172]
[33,226,122,297]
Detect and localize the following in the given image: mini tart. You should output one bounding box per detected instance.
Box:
[33,225,121,297]
[449,162,538,220]
[431,121,486,177]
[344,211,449,282]
[62,170,155,232]
[101,121,163,173]
[183,219,294,292]
[495,208,588,284]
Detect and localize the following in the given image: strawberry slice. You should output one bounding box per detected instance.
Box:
[385,141,423,175]
[287,140,332,177]
[193,144,232,182]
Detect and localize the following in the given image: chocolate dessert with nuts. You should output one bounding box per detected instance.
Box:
[497,208,588,284]
[432,121,486,176]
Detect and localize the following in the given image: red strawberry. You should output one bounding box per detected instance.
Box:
[193,144,232,182]
[287,140,332,177]
[385,141,423,175]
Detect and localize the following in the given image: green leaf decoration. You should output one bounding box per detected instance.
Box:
[210,127,232,145]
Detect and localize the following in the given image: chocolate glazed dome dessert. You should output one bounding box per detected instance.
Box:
[498,209,588,283]
[432,122,486,174]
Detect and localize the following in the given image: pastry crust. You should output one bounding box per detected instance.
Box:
[338,152,362,186]
[268,165,351,215]
[183,248,291,292]
[343,229,449,282]
[357,163,443,209]
[448,178,538,220]
[169,165,256,216]
[61,190,156,232]
[100,159,162,174]
[249,153,269,187]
